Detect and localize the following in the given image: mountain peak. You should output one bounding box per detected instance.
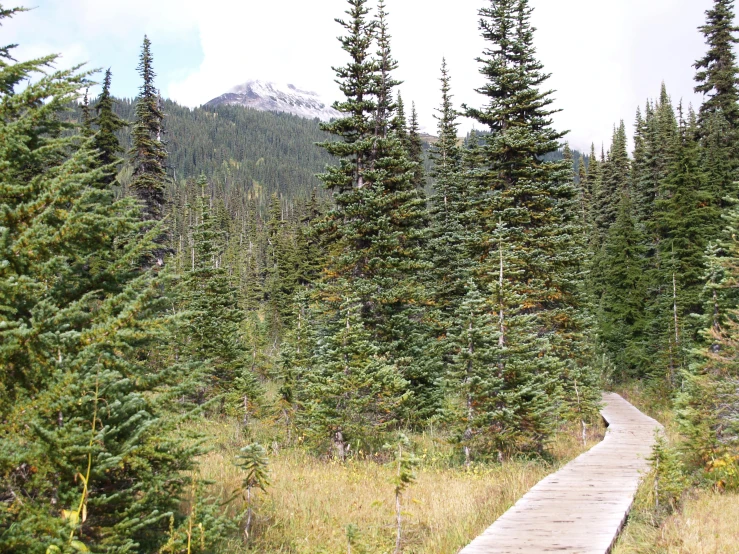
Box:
[205,80,340,122]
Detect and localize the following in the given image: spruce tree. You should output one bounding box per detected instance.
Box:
[408,101,425,191]
[694,0,739,218]
[596,194,649,379]
[295,189,324,286]
[577,147,592,228]
[694,0,739,130]
[305,0,436,445]
[0,16,219,552]
[92,68,127,186]
[300,293,408,459]
[130,36,168,224]
[80,88,92,137]
[459,0,595,451]
[650,107,719,383]
[584,143,602,255]
[447,272,559,459]
[594,122,630,238]
[677,201,739,473]
[393,93,409,149]
[373,0,399,143]
[428,59,467,322]
[265,192,299,332]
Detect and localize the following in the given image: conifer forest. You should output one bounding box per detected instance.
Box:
[2,0,739,552]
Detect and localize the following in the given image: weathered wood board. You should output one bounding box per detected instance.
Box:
[459,393,663,554]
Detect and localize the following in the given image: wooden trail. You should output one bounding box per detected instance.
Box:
[459,393,663,554]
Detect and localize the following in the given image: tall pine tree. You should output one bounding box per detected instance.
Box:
[92,68,127,186]
[462,0,597,452]
[130,37,168,226]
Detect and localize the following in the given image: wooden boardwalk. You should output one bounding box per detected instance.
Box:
[459,393,663,554]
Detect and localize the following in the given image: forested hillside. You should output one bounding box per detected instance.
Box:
[2,0,738,552]
[77,98,336,205]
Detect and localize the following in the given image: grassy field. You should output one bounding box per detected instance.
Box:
[190,417,603,553]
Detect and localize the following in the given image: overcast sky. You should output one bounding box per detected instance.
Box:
[4,0,724,150]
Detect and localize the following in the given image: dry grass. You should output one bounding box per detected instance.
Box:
[190,417,603,553]
[658,491,739,553]
[614,490,739,554]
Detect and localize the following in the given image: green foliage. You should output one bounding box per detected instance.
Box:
[300,293,409,458]
[385,434,418,554]
[181,174,261,406]
[594,122,630,239]
[130,36,168,223]
[460,0,597,450]
[427,59,469,330]
[236,443,270,492]
[301,0,438,443]
[594,194,649,379]
[91,68,127,186]
[648,435,688,512]
[158,482,237,554]
[676,201,739,486]
[694,0,739,130]
[234,443,270,541]
[0,13,209,552]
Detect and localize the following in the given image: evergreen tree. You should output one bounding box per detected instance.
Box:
[595,122,630,238]
[649,107,718,383]
[130,36,168,224]
[428,59,467,322]
[694,0,739,130]
[408,101,425,191]
[631,105,651,225]
[80,88,92,137]
[373,0,399,143]
[584,143,602,253]
[447,272,558,459]
[301,293,408,459]
[265,193,302,332]
[393,92,409,150]
[462,0,594,450]
[677,201,739,474]
[295,189,324,286]
[577,146,592,228]
[596,194,649,379]
[92,68,127,186]
[694,0,739,219]
[0,17,217,552]
[306,0,436,442]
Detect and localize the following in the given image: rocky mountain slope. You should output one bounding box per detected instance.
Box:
[205,80,341,122]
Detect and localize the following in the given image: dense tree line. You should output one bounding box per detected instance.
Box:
[581,0,739,493]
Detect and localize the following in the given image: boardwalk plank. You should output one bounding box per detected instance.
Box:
[459,393,662,554]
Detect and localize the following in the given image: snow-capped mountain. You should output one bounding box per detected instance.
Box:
[205,80,340,122]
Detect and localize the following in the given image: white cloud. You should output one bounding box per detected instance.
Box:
[7,0,724,152]
[168,0,718,151]
[168,0,345,107]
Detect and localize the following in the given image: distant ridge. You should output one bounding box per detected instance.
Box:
[205,80,341,122]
